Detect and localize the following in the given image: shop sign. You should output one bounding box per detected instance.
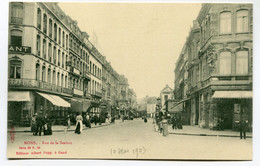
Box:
[9,45,31,54]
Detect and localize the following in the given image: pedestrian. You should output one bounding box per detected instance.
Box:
[75,112,83,134]
[31,113,37,135]
[144,116,147,123]
[239,119,248,139]
[172,116,177,129]
[43,114,52,135]
[162,117,169,137]
[93,114,98,125]
[35,114,43,136]
[85,113,91,128]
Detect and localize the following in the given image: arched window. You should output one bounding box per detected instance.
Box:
[236,51,248,74]
[237,10,248,33]
[10,29,22,46]
[9,60,22,79]
[37,8,41,29]
[43,13,47,34]
[47,68,51,83]
[42,66,46,82]
[61,74,64,87]
[52,70,56,84]
[49,19,52,37]
[220,11,231,34]
[57,72,60,86]
[35,63,40,80]
[219,51,232,75]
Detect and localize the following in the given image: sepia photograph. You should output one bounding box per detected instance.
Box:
[5,0,254,161]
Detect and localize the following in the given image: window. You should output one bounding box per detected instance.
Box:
[48,43,52,62]
[47,68,51,83]
[9,60,22,79]
[62,52,64,68]
[66,35,68,49]
[52,70,56,84]
[42,39,46,59]
[49,19,52,37]
[220,12,231,34]
[236,51,248,74]
[37,8,41,29]
[65,76,67,88]
[58,49,60,66]
[54,23,57,41]
[61,74,64,87]
[57,72,60,86]
[11,35,22,46]
[36,64,40,80]
[58,28,61,44]
[237,10,248,33]
[43,14,47,34]
[11,2,23,24]
[62,31,65,47]
[219,51,231,75]
[42,66,46,82]
[53,46,56,64]
[36,35,41,56]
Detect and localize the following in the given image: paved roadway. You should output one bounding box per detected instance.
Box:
[7,118,252,160]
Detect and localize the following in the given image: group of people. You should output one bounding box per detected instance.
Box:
[171,115,183,130]
[31,113,52,136]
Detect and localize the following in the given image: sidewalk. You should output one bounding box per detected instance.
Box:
[167,125,252,138]
[8,121,118,133]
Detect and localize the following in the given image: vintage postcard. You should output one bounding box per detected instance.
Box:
[7,1,253,160]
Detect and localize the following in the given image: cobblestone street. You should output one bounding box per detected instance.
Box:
[7,119,252,160]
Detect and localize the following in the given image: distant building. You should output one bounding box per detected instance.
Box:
[160,84,174,113]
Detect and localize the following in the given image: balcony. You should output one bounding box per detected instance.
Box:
[71,67,80,76]
[11,17,23,24]
[73,88,83,96]
[82,71,91,80]
[8,78,72,95]
[91,90,102,98]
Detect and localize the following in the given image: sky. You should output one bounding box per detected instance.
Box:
[58,2,202,99]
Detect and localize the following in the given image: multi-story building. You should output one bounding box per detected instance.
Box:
[173,3,253,130]
[8,2,136,126]
[160,84,174,113]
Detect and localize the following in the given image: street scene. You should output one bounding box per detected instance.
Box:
[7,2,253,160]
[8,118,252,160]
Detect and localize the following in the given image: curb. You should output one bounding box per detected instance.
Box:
[169,132,252,138]
[8,123,113,133]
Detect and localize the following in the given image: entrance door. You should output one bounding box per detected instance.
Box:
[218,100,233,129]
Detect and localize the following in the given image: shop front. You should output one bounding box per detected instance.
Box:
[211,91,252,131]
[8,91,34,127]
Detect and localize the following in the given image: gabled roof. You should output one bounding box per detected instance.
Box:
[161,84,173,93]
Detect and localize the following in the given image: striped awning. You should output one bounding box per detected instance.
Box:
[212,91,253,99]
[37,92,71,107]
[168,102,183,113]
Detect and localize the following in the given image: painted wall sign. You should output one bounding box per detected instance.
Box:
[8,45,31,54]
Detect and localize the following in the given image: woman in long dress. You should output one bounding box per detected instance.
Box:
[162,117,169,137]
[75,113,83,134]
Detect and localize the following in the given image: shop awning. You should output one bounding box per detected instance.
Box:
[37,92,71,107]
[212,91,253,99]
[8,91,30,101]
[168,102,183,113]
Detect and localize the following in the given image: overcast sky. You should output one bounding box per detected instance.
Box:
[58,3,202,99]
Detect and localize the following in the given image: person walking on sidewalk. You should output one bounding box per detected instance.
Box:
[239,119,248,139]
[31,113,37,135]
[75,113,83,134]
[162,116,169,137]
[35,114,43,136]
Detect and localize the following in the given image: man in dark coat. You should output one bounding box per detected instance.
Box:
[240,119,248,139]
[35,115,43,136]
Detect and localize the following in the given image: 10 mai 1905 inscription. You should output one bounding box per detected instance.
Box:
[7,2,252,160]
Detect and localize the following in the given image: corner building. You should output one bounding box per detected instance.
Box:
[8,2,136,126]
[174,3,253,130]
